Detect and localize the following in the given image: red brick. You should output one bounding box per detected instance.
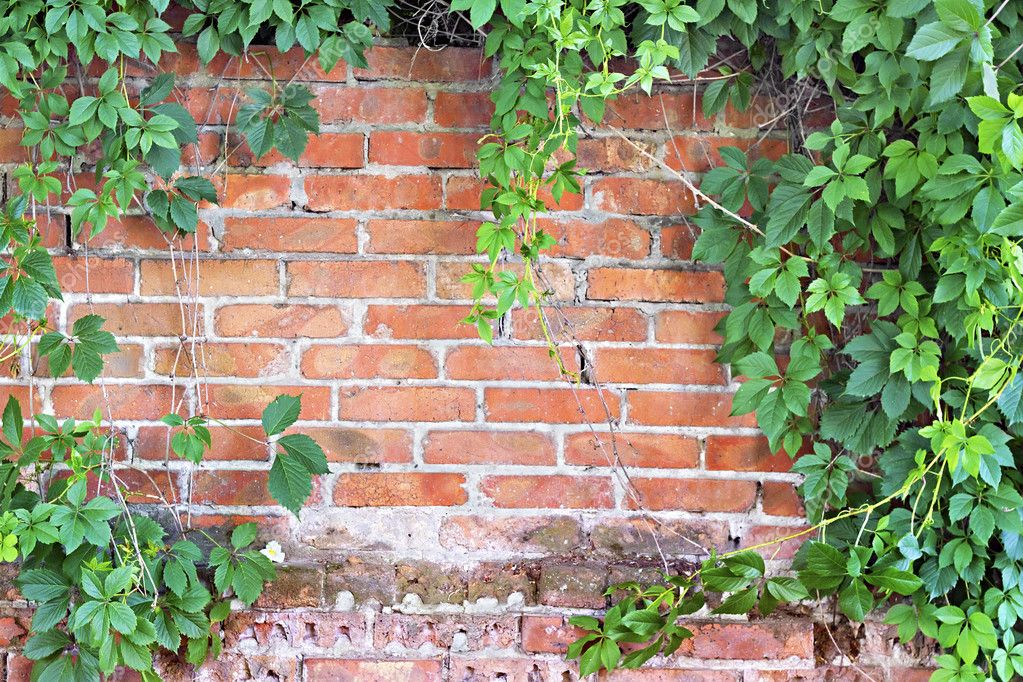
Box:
[218,174,290,209]
[679,620,814,660]
[208,385,331,420]
[193,469,319,506]
[54,257,134,294]
[296,427,411,463]
[356,46,490,81]
[434,91,493,127]
[221,217,358,253]
[485,387,621,424]
[334,473,466,506]
[365,219,477,255]
[592,178,697,215]
[51,385,174,420]
[445,176,583,211]
[576,137,655,172]
[655,310,724,344]
[369,131,479,168]
[599,670,738,681]
[135,424,268,461]
[423,430,556,465]
[340,386,475,422]
[603,92,712,130]
[565,433,698,468]
[69,303,200,337]
[313,85,429,124]
[538,218,650,259]
[215,304,348,338]
[512,306,648,342]
[305,658,442,681]
[435,261,574,301]
[305,175,441,211]
[660,223,698,259]
[80,215,211,251]
[365,305,478,339]
[666,135,788,172]
[706,435,793,472]
[628,478,756,512]
[593,348,725,385]
[287,260,426,298]
[481,475,613,509]
[301,344,437,379]
[154,342,290,378]
[740,525,810,560]
[445,345,577,381]
[627,391,757,427]
[0,128,28,162]
[763,482,804,517]
[588,268,725,303]
[521,615,585,654]
[229,132,364,168]
[140,259,279,296]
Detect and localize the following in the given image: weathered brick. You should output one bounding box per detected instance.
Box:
[140,258,279,296]
[305,659,442,682]
[481,475,613,509]
[355,46,490,81]
[424,430,556,465]
[666,135,788,172]
[438,515,585,554]
[485,387,621,424]
[302,344,437,379]
[539,217,651,259]
[365,219,477,254]
[588,267,725,303]
[221,217,359,253]
[51,385,174,420]
[538,561,607,608]
[592,178,697,215]
[564,432,699,468]
[593,347,726,385]
[628,478,757,512]
[326,558,399,605]
[365,305,478,339]
[627,391,758,427]
[216,303,349,338]
[512,305,648,342]
[219,174,291,209]
[602,92,713,130]
[334,472,467,506]
[208,385,332,420]
[154,342,290,378]
[706,435,794,472]
[297,426,412,463]
[763,482,805,517]
[305,175,442,211]
[55,256,134,294]
[521,615,585,654]
[445,345,577,381]
[313,85,429,123]
[287,260,426,298]
[340,386,475,421]
[369,131,479,167]
[394,563,468,604]
[254,565,323,608]
[433,91,494,127]
[655,309,725,344]
[70,302,202,336]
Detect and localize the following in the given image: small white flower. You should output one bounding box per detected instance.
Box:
[260,540,285,564]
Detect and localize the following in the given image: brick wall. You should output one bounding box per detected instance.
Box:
[0,43,930,681]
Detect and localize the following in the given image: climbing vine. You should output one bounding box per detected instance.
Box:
[0,0,1022,679]
[450,0,1023,680]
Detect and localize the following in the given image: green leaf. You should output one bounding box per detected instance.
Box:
[261,394,301,436]
[268,451,313,514]
[277,434,329,474]
[906,22,963,60]
[839,579,873,621]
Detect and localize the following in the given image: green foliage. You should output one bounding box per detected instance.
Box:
[0,1,392,678]
[449,0,1023,679]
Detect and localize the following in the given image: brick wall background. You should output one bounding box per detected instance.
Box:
[0,42,930,681]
